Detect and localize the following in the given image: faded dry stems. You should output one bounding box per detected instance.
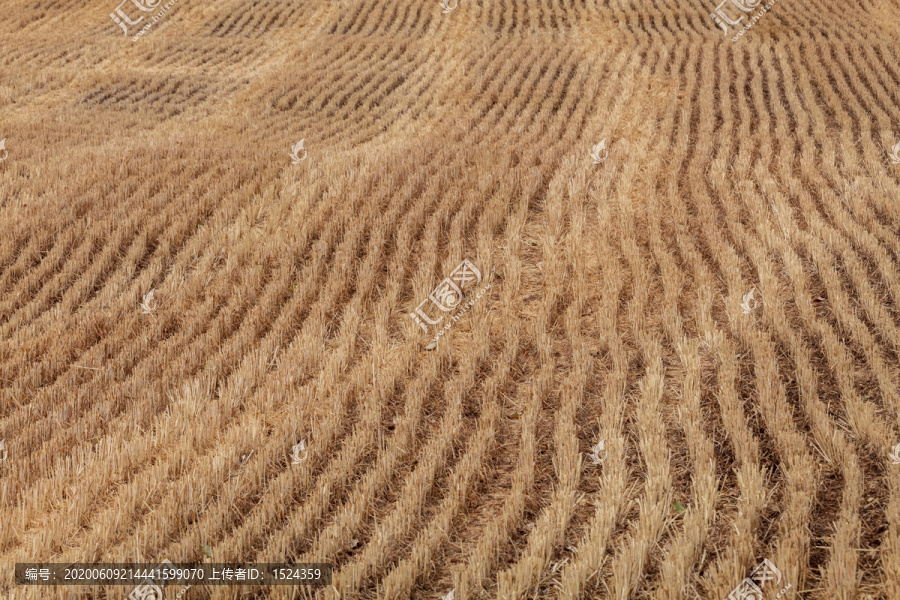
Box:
[2,0,900,598]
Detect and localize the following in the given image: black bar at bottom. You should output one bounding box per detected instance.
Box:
[15,563,331,585]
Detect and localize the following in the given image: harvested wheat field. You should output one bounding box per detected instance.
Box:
[2,0,900,598]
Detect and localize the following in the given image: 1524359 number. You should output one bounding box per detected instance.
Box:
[274,567,322,581]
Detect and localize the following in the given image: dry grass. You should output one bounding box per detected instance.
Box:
[1,0,900,598]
